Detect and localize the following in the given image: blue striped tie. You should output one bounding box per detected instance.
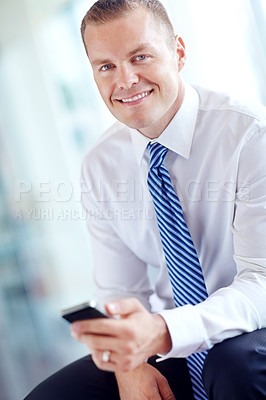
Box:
[147,142,208,400]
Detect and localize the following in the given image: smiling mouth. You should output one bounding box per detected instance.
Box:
[118,90,153,103]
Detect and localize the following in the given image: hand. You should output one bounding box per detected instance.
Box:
[116,362,176,400]
[70,298,172,372]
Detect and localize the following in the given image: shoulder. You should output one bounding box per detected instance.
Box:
[193,84,266,123]
[87,121,132,153]
[83,121,131,162]
[81,121,135,180]
[192,84,266,147]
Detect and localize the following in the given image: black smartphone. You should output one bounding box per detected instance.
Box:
[61,300,108,323]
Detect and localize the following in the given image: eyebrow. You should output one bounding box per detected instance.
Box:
[91,43,155,67]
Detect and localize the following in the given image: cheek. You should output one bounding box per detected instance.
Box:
[160,71,179,99]
[95,78,112,103]
[152,65,176,90]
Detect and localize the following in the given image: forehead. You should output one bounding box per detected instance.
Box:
[83,8,166,62]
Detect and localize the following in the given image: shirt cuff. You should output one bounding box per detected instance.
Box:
[157,304,206,360]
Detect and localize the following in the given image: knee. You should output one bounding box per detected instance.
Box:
[202,331,266,400]
[23,376,66,400]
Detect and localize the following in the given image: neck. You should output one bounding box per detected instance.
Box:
[138,77,185,139]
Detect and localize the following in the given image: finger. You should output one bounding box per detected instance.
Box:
[76,333,125,355]
[106,297,146,317]
[92,350,134,373]
[92,350,117,372]
[77,332,142,368]
[71,318,119,336]
[71,317,137,342]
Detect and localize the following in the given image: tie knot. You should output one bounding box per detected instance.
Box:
[147,142,168,169]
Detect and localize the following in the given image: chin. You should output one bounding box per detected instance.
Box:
[122,116,155,130]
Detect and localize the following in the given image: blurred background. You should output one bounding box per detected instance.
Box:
[0,0,265,398]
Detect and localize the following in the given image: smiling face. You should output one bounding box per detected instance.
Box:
[83,7,186,139]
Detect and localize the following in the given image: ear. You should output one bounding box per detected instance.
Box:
[175,35,186,72]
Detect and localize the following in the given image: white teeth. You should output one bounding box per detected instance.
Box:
[121,91,151,103]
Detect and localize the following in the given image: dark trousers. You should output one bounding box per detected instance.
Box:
[24,328,266,400]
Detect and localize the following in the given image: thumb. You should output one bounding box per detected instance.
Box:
[158,375,176,400]
[105,298,145,318]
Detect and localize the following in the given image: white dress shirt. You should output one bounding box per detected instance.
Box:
[81,84,266,358]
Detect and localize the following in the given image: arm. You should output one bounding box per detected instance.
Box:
[79,160,173,367]
[115,363,175,400]
[80,161,153,310]
[159,125,266,359]
[79,155,175,399]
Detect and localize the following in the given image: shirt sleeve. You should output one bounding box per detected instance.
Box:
[81,159,154,311]
[159,123,266,359]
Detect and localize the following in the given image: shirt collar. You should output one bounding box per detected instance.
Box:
[130,83,199,167]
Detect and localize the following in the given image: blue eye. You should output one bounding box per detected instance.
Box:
[101,64,112,71]
[135,55,146,61]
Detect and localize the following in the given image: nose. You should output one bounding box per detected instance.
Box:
[116,64,139,90]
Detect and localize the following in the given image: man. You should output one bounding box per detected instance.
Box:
[25,0,266,399]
